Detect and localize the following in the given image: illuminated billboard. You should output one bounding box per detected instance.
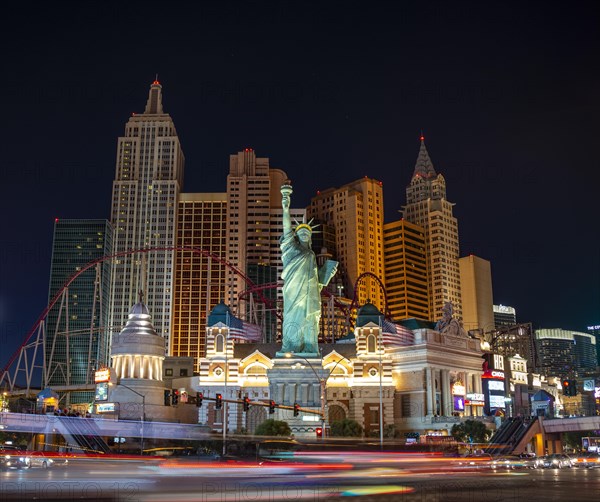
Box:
[454,395,465,411]
[95,382,108,401]
[482,370,506,415]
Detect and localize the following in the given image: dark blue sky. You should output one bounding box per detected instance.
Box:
[1,1,599,371]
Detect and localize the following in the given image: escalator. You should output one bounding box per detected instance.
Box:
[486,417,538,455]
[53,416,111,454]
[485,417,517,452]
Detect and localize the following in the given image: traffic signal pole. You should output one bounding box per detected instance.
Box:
[192,395,323,417]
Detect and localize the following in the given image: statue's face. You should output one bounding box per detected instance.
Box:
[296,228,312,243]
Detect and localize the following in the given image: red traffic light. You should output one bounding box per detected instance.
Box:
[316,427,323,438]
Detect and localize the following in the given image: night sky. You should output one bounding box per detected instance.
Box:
[1,1,599,370]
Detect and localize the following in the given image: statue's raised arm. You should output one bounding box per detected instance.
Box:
[280,183,293,234]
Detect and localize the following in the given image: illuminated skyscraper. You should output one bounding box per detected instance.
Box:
[108,80,185,354]
[402,136,461,321]
[172,193,227,371]
[307,177,385,311]
[459,254,494,333]
[493,304,517,329]
[383,219,429,320]
[535,328,597,377]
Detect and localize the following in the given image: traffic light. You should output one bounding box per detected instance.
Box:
[562,379,579,396]
[164,390,171,406]
[268,400,275,414]
[172,389,179,405]
[243,396,250,412]
[196,392,203,407]
[215,393,222,410]
[293,403,300,417]
[316,427,323,438]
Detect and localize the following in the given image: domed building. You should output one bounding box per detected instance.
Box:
[109,294,176,422]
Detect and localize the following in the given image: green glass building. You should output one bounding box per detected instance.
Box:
[45,219,113,404]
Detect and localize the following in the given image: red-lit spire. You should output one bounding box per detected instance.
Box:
[144,77,164,114]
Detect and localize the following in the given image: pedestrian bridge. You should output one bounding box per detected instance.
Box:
[542,415,600,433]
[0,412,211,442]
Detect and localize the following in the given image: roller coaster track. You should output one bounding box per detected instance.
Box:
[0,246,267,396]
[348,271,392,320]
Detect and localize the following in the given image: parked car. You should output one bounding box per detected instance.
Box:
[535,453,573,469]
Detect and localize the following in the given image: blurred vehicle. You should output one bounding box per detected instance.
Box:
[490,455,529,470]
[26,451,67,469]
[257,439,302,463]
[535,453,573,469]
[456,453,493,469]
[195,450,222,461]
[571,451,600,469]
[143,446,197,457]
[518,452,537,468]
[0,445,30,470]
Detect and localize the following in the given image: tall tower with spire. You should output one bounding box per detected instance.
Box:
[402,135,461,321]
[108,80,185,354]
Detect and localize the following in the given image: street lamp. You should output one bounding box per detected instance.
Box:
[223,312,230,457]
[110,382,145,455]
[378,326,384,450]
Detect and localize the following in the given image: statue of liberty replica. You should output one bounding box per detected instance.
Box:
[277,182,338,357]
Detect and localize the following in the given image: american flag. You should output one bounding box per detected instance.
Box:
[381,319,414,347]
[227,315,263,343]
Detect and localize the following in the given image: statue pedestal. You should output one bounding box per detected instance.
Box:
[267,357,330,438]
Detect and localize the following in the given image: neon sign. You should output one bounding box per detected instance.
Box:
[95,369,110,383]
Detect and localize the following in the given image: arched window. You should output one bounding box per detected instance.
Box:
[215,334,224,353]
[246,365,266,376]
[367,334,376,353]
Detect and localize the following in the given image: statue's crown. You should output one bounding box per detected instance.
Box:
[293,217,320,234]
[295,223,313,233]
